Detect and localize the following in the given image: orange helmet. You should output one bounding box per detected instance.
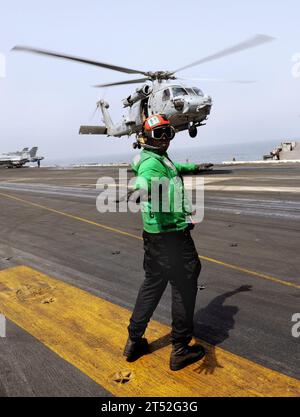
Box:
[143,114,175,140]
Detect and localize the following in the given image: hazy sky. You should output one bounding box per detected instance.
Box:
[0,0,299,158]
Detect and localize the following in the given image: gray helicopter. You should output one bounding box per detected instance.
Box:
[13,34,274,142]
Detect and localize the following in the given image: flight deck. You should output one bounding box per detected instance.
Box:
[0,163,299,396]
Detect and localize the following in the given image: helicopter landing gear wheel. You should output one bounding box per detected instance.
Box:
[189,124,197,138]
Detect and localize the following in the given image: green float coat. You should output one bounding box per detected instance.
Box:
[131,149,197,233]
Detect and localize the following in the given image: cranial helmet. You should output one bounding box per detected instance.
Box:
[143,114,175,141]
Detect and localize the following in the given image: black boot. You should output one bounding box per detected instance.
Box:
[170,343,205,371]
[123,337,149,362]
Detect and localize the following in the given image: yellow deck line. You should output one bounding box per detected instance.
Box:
[200,256,300,289]
[0,266,299,397]
[0,191,299,290]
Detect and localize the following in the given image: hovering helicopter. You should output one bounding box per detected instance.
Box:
[13,34,274,144]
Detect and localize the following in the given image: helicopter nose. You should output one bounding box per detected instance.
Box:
[196,95,212,112]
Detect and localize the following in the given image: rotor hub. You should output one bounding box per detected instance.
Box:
[146,71,176,81]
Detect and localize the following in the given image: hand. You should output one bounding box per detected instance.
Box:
[196,163,214,172]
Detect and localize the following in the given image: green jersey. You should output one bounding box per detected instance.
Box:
[131,149,197,233]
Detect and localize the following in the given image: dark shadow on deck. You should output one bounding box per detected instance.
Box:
[192,284,252,374]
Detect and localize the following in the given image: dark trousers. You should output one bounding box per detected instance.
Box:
[128,228,201,344]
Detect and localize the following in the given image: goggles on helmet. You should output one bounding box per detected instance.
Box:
[149,125,175,140]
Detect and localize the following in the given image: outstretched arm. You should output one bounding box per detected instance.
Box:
[174,162,214,174]
[174,162,198,174]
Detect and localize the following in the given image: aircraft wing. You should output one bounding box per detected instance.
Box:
[79,125,107,135]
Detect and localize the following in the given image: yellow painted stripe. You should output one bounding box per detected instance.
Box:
[199,256,300,289]
[0,192,140,241]
[0,191,299,290]
[0,266,299,397]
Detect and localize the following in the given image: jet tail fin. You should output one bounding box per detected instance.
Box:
[79,126,107,135]
[29,147,38,158]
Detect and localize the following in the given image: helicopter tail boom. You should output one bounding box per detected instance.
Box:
[79,100,133,137]
[98,100,132,137]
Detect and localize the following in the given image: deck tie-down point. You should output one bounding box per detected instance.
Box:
[111,370,133,384]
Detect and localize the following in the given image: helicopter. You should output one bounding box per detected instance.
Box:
[13,34,274,144]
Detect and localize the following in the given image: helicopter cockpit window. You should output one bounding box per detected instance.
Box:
[172,87,188,97]
[162,89,170,101]
[192,87,204,97]
[185,88,196,95]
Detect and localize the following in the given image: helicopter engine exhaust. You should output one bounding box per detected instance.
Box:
[122,84,152,107]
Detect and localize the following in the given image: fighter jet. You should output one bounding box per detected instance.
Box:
[0,147,44,168]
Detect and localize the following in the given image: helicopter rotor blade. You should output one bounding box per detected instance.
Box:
[173,34,275,74]
[93,78,149,88]
[177,77,256,84]
[12,45,148,76]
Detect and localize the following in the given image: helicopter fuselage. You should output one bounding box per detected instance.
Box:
[96,80,212,139]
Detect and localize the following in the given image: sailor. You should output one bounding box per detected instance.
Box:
[123,114,205,371]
